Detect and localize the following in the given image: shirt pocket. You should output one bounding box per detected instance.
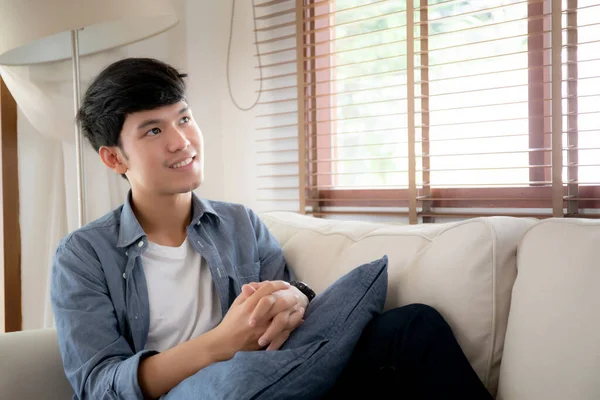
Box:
[234,261,260,284]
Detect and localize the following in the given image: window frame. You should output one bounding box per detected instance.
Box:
[302,0,599,218]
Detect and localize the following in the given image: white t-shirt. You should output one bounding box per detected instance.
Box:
[141,237,222,352]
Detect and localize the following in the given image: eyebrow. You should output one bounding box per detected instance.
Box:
[137,106,190,130]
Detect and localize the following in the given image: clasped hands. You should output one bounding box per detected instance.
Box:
[216,281,308,355]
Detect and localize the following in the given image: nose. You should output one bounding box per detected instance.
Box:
[166,126,190,153]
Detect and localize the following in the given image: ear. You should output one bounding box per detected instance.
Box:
[99,146,128,175]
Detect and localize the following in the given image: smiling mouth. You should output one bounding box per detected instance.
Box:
[169,156,195,169]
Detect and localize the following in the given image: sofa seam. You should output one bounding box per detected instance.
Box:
[532,218,600,227]
[261,214,437,243]
[262,213,526,244]
[481,218,498,389]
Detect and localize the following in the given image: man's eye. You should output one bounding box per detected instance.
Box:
[180,116,190,124]
[146,127,161,136]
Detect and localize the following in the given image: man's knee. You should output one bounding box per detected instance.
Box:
[382,303,448,331]
[405,303,442,318]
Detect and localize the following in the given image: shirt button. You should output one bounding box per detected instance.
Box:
[122,273,126,279]
[138,240,144,247]
[125,251,128,256]
[196,220,201,226]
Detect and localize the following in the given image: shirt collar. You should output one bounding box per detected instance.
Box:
[190,191,221,226]
[117,190,221,248]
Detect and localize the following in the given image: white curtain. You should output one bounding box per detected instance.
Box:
[0,15,187,329]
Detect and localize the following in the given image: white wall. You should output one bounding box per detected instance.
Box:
[220,1,264,210]
[185,0,263,210]
[185,0,226,203]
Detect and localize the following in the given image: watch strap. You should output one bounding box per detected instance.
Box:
[289,280,316,303]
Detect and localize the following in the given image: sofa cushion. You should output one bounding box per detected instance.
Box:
[497,218,600,400]
[260,211,536,396]
[0,328,74,400]
[164,256,388,399]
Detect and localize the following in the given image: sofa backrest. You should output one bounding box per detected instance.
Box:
[497,218,600,400]
[260,211,536,397]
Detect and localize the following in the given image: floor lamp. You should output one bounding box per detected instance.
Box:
[0,0,179,228]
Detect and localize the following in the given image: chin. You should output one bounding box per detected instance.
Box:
[174,176,203,193]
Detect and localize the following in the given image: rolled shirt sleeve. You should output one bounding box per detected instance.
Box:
[246,207,296,283]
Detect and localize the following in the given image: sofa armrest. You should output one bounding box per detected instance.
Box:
[0,328,73,399]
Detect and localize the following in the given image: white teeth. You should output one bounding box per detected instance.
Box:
[170,157,193,169]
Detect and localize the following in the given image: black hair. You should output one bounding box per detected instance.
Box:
[76,57,188,152]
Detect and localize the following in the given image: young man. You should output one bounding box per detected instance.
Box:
[51,58,492,400]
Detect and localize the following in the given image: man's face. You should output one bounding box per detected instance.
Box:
[115,101,204,196]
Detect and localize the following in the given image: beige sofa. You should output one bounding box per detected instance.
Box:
[1,212,599,399]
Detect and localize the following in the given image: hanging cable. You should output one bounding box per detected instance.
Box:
[226,0,263,111]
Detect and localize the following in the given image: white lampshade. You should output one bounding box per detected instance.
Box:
[0,0,179,65]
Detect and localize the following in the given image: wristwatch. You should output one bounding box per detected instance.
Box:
[289,281,316,303]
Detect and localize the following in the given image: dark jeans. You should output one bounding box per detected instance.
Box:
[325,304,493,400]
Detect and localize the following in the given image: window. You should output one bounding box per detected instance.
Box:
[297,0,600,221]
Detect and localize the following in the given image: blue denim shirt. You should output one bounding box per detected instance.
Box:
[50,192,293,400]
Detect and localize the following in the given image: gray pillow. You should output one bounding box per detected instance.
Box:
[164,255,388,400]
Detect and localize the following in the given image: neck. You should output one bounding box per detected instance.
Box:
[130,190,193,247]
